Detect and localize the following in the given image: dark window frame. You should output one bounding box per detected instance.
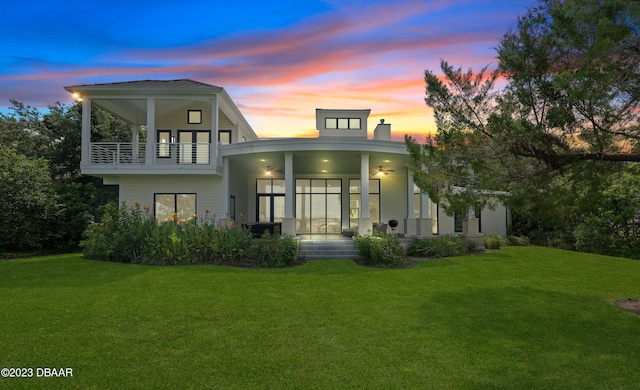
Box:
[187,109,202,124]
[325,117,361,130]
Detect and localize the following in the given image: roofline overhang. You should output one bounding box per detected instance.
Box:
[220,137,409,157]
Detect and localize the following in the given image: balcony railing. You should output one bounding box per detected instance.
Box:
[89,143,212,166]
[91,143,146,165]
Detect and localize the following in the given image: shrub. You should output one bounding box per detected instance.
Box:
[354,231,404,267]
[81,203,154,263]
[483,235,503,250]
[81,204,293,266]
[506,235,529,246]
[249,230,302,267]
[407,235,475,258]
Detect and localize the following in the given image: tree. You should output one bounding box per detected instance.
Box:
[0,101,127,251]
[0,147,60,250]
[406,0,640,234]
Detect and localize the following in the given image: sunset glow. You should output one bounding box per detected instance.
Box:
[1,0,533,140]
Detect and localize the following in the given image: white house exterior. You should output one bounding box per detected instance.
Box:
[64,79,509,238]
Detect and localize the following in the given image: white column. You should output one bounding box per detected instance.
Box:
[420,193,431,219]
[282,153,296,235]
[406,172,414,218]
[132,124,140,162]
[360,153,370,218]
[81,98,91,166]
[211,96,219,165]
[405,171,418,236]
[358,153,372,234]
[284,153,294,218]
[221,157,230,218]
[145,98,155,165]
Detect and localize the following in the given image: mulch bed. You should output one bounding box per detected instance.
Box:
[615,299,640,315]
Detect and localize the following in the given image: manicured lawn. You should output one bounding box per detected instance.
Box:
[1,246,639,389]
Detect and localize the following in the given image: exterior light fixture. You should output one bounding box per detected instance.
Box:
[72,92,83,102]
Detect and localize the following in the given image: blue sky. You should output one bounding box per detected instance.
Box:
[1,0,533,138]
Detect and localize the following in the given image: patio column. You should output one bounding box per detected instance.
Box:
[132,124,140,163]
[81,98,91,166]
[211,96,218,165]
[465,206,485,249]
[404,170,418,237]
[358,153,372,234]
[418,192,433,237]
[145,98,155,165]
[282,153,296,235]
[221,156,230,221]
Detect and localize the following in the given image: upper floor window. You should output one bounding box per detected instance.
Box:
[325,118,361,130]
[219,130,232,145]
[187,110,202,124]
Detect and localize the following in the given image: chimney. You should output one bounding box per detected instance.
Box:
[373,119,391,140]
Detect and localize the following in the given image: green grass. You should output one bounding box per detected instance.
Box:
[1,247,640,389]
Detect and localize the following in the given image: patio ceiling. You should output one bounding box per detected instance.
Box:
[225,148,410,177]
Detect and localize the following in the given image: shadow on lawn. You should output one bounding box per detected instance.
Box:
[419,286,640,387]
[0,255,152,288]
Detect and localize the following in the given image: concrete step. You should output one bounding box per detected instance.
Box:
[298,238,358,260]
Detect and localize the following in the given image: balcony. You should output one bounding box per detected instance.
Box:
[84,142,218,175]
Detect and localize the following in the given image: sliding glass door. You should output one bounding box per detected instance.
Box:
[178,130,210,164]
[296,179,342,234]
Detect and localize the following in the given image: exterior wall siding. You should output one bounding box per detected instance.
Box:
[119,176,222,220]
[480,204,508,236]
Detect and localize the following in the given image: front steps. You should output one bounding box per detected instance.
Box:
[298,235,359,260]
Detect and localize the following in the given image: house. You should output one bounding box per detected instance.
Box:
[64,79,508,238]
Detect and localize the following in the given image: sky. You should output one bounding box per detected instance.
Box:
[1,0,534,140]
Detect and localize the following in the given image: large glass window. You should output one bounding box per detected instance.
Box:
[154,193,196,223]
[349,179,380,229]
[296,179,342,234]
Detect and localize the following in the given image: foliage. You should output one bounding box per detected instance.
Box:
[407,0,640,255]
[81,204,300,266]
[573,163,640,259]
[248,229,303,267]
[81,203,151,263]
[407,235,476,258]
[354,230,404,267]
[0,146,61,250]
[483,235,503,250]
[506,235,530,246]
[0,101,126,251]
